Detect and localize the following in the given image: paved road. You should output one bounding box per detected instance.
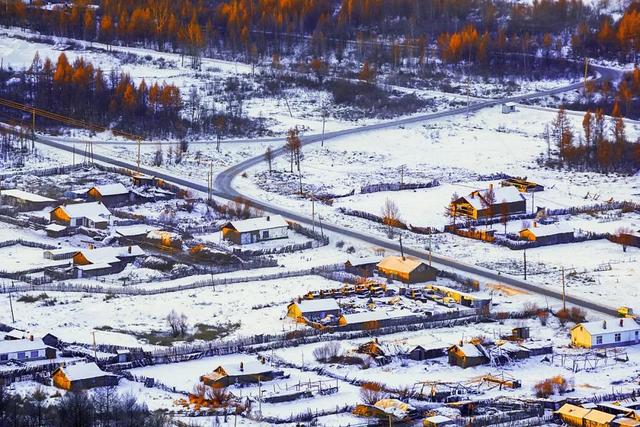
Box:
[27,64,623,317]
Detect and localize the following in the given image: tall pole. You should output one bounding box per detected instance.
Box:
[523,248,527,280]
[8,281,15,323]
[136,138,141,173]
[92,331,97,361]
[31,109,35,150]
[311,197,315,234]
[428,230,432,267]
[561,267,566,311]
[321,106,326,147]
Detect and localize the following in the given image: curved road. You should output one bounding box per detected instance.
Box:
[29,64,623,317]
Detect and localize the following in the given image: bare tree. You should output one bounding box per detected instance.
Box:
[481,186,496,227]
[360,382,386,405]
[445,192,459,226]
[381,198,402,237]
[286,127,301,173]
[166,310,180,337]
[264,146,273,174]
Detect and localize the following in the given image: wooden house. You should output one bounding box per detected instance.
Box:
[1,189,55,210]
[426,284,492,314]
[0,338,56,363]
[571,319,640,349]
[44,248,79,261]
[287,299,341,322]
[447,344,488,368]
[613,418,640,427]
[501,177,544,193]
[555,404,591,427]
[376,256,437,284]
[519,223,574,245]
[50,201,112,229]
[86,183,132,207]
[200,360,276,387]
[423,415,455,427]
[44,223,69,238]
[451,185,526,220]
[501,102,517,114]
[73,245,145,278]
[221,215,289,245]
[52,362,119,391]
[405,344,445,361]
[338,311,417,331]
[345,256,382,277]
[131,173,157,187]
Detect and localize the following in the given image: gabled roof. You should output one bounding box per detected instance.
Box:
[114,224,159,237]
[223,215,288,233]
[90,183,129,197]
[377,256,426,274]
[215,361,273,377]
[0,338,48,354]
[294,299,340,314]
[58,362,115,381]
[340,310,411,325]
[520,223,574,237]
[583,409,616,424]
[76,246,144,265]
[346,256,383,266]
[2,189,55,203]
[55,202,111,220]
[452,343,484,358]
[572,318,640,335]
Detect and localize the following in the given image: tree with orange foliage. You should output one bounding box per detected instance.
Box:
[358,61,375,83]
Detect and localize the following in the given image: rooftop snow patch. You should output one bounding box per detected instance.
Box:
[295,299,340,313]
[90,183,129,196]
[60,362,115,381]
[224,215,288,233]
[2,189,55,203]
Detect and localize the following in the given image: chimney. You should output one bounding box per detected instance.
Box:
[533,221,537,228]
[266,216,270,221]
[29,335,33,341]
[128,246,132,254]
[489,183,493,191]
[603,320,607,330]
[620,319,624,327]
[240,362,244,372]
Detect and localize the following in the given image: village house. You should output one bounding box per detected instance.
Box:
[423,415,455,427]
[519,223,575,245]
[426,284,492,314]
[86,183,132,207]
[50,201,112,229]
[44,223,69,238]
[338,310,417,330]
[451,185,526,220]
[571,319,640,349]
[555,404,617,427]
[376,256,438,284]
[72,245,145,278]
[404,344,446,361]
[287,298,341,323]
[52,362,119,391]
[221,215,289,245]
[43,248,79,261]
[0,338,57,363]
[447,343,489,368]
[200,360,277,387]
[345,256,382,277]
[1,189,56,210]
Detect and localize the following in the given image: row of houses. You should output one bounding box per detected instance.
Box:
[345,255,438,284]
[556,403,640,427]
[43,245,146,278]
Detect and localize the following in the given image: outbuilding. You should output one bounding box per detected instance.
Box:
[0,338,56,363]
[555,404,591,426]
[86,183,132,207]
[376,256,437,284]
[447,343,488,368]
[571,318,640,349]
[1,189,56,210]
[200,360,277,387]
[501,102,517,114]
[519,223,574,245]
[287,299,341,322]
[345,256,382,277]
[52,362,119,391]
[221,215,289,245]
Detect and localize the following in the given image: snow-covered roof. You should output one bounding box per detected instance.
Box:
[76,246,145,265]
[114,224,159,237]
[583,410,616,424]
[217,361,273,377]
[44,248,79,256]
[346,256,382,266]
[556,404,590,418]
[90,183,129,196]
[377,256,426,274]
[520,223,574,237]
[461,186,525,210]
[341,310,411,325]
[59,362,115,381]
[504,102,517,107]
[373,399,415,417]
[76,263,114,271]
[45,224,67,232]
[5,329,27,339]
[56,202,111,221]
[2,189,55,203]
[425,415,453,423]
[573,319,640,336]
[295,298,340,314]
[454,343,484,358]
[224,215,288,233]
[0,338,48,354]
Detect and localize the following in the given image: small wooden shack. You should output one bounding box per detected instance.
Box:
[345,256,382,276]
[376,256,437,284]
[52,362,119,391]
[1,189,55,210]
[287,299,341,322]
[200,360,276,387]
[50,201,112,229]
[405,345,446,361]
[86,183,132,207]
[519,223,574,245]
[447,344,488,369]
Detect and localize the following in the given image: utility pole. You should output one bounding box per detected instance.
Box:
[561,267,566,311]
[321,104,326,147]
[428,230,432,267]
[523,248,527,280]
[399,164,405,186]
[92,331,97,361]
[399,235,405,260]
[136,138,141,173]
[311,196,315,234]
[31,108,36,150]
[72,143,75,167]
[8,282,15,323]
[584,57,589,90]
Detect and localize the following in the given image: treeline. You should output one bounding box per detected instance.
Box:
[0,384,171,426]
[546,106,640,173]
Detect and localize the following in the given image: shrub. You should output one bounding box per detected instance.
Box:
[534,375,573,398]
[360,382,386,405]
[312,342,342,363]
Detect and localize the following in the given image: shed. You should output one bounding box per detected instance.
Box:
[44,248,79,261]
[221,215,289,245]
[583,409,616,427]
[131,173,157,187]
[1,189,55,210]
[52,362,119,391]
[451,185,526,220]
[447,343,488,368]
[50,201,111,229]
[86,183,132,207]
[423,415,455,427]
[426,284,492,313]
[571,318,640,349]
[345,256,382,276]
[502,102,517,114]
[376,256,437,283]
[501,177,544,192]
[338,310,416,330]
[287,299,341,322]
[45,223,69,237]
[613,418,640,427]
[405,344,445,361]
[555,404,591,426]
[519,223,574,245]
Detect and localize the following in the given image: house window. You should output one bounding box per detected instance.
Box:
[262,230,269,239]
[615,333,621,342]
[635,331,639,340]
[596,336,603,345]
[17,352,26,360]
[0,354,7,361]
[30,351,39,358]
